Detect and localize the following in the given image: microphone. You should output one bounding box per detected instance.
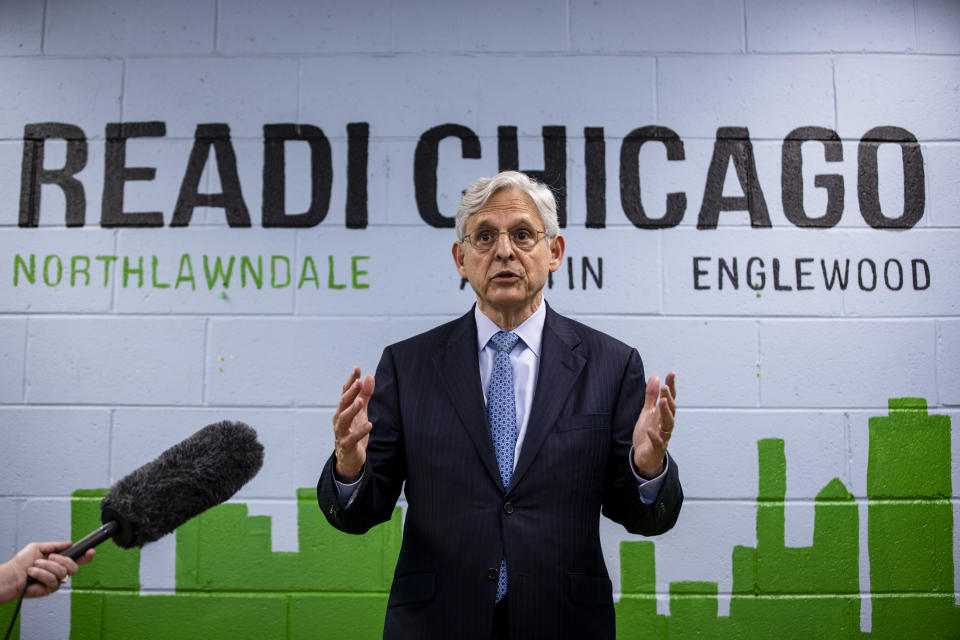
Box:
[61,420,265,559]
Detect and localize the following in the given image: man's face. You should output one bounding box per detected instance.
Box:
[452,189,565,321]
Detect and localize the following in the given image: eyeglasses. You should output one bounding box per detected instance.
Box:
[462,227,547,252]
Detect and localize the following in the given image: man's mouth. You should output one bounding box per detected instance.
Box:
[492,270,520,282]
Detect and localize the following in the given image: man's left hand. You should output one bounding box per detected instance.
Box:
[632,372,677,478]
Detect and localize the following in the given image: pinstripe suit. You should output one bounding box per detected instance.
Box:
[318,304,682,639]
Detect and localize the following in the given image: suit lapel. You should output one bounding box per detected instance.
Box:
[509,305,585,492]
[433,309,504,489]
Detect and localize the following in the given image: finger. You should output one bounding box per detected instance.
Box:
[645,423,669,453]
[333,369,364,426]
[32,558,67,583]
[658,397,675,435]
[340,367,361,394]
[644,376,660,412]
[357,374,375,404]
[25,567,58,595]
[34,541,71,556]
[334,378,364,418]
[76,548,95,566]
[665,371,677,401]
[660,385,677,415]
[48,554,80,577]
[339,420,373,448]
[335,396,366,436]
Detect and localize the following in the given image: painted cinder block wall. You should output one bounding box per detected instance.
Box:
[0,0,958,637]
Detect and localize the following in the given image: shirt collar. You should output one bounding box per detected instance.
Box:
[475,302,546,358]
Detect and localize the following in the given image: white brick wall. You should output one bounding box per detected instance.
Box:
[836,57,960,140]
[0,0,43,56]
[25,317,205,404]
[658,56,836,139]
[746,0,917,53]
[0,1,957,636]
[0,320,26,402]
[570,0,744,53]
[44,0,216,56]
[0,59,122,138]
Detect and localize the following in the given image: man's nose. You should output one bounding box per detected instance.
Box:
[494,232,514,259]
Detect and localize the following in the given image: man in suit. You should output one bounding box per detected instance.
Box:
[318,171,682,639]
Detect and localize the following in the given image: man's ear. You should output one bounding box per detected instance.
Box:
[452,241,468,278]
[548,234,565,272]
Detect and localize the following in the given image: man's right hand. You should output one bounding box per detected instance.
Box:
[332,367,375,483]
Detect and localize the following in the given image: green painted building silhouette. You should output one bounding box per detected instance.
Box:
[617,398,958,638]
[1,399,956,638]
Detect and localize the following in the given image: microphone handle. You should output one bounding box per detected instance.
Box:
[61,520,120,560]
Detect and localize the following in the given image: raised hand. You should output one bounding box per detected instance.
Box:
[332,366,375,483]
[631,372,677,478]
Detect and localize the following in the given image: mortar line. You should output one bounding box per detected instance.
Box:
[933,320,941,405]
[741,0,749,53]
[119,58,126,122]
[654,55,660,124]
[202,316,210,405]
[213,0,220,53]
[831,57,838,133]
[913,0,920,52]
[107,407,115,485]
[20,317,29,403]
[755,318,762,407]
[295,57,302,124]
[40,0,47,53]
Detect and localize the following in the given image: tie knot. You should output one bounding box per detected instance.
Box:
[490,331,520,354]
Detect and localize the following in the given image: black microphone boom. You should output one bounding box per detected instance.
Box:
[61,420,264,559]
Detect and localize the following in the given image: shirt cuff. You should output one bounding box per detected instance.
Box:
[629,446,669,505]
[333,467,362,508]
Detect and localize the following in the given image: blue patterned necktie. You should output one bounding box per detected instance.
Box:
[487,330,520,602]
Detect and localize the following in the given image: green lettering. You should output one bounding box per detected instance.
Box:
[71,256,90,287]
[327,255,346,290]
[123,256,144,288]
[13,254,35,286]
[271,255,290,288]
[240,256,263,289]
[176,254,196,290]
[43,254,63,286]
[95,255,118,287]
[298,256,319,289]
[152,255,170,289]
[351,256,370,289]
[203,255,235,290]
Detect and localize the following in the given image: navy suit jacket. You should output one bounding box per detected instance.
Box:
[318,305,682,640]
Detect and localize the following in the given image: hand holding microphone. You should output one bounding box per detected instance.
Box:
[0,542,94,604]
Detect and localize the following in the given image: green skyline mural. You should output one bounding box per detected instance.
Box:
[617,398,957,638]
[1,398,955,638]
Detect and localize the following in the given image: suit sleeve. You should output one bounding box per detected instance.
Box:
[600,348,683,536]
[317,345,407,534]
